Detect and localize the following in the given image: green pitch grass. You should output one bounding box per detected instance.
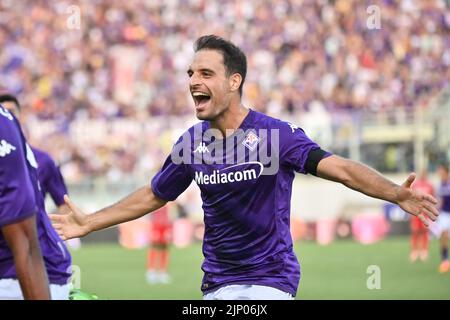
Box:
[70,237,450,299]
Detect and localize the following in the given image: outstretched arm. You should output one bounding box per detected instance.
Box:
[50,186,167,240]
[316,155,439,226]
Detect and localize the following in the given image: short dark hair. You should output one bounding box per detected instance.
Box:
[194,35,247,96]
[0,94,20,110]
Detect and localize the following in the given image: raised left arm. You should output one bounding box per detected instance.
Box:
[316,155,439,226]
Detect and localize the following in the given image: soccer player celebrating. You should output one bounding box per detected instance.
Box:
[0,104,71,299]
[410,171,434,262]
[436,164,450,273]
[51,35,439,300]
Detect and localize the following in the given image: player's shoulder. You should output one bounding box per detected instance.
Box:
[0,105,16,126]
[175,121,208,146]
[0,105,23,162]
[250,109,304,133]
[185,121,209,135]
[0,104,21,141]
[29,146,50,160]
[29,146,53,165]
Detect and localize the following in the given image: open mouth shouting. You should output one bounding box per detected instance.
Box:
[192,91,211,110]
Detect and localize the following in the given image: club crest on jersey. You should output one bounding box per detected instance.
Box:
[242,131,259,151]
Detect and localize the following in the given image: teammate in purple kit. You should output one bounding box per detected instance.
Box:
[0,95,82,250]
[0,94,70,215]
[0,105,71,299]
[436,164,450,273]
[51,35,439,300]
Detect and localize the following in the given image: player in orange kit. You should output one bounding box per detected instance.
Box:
[410,171,434,262]
[146,205,172,284]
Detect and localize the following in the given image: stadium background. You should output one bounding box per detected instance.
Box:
[1,0,449,299]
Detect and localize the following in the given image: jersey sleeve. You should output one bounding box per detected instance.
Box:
[278,121,332,175]
[0,111,37,227]
[151,141,193,202]
[43,158,68,206]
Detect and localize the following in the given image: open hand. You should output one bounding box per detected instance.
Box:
[396,173,439,227]
[49,195,90,240]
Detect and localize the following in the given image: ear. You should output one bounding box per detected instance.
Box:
[229,73,242,93]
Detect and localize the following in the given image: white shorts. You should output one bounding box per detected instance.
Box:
[0,278,69,300]
[203,284,294,300]
[431,212,450,237]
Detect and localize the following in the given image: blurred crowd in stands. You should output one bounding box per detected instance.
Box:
[0,0,449,182]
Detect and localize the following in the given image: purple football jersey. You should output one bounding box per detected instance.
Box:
[438,179,450,213]
[152,109,330,296]
[0,106,71,285]
[31,147,68,206]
